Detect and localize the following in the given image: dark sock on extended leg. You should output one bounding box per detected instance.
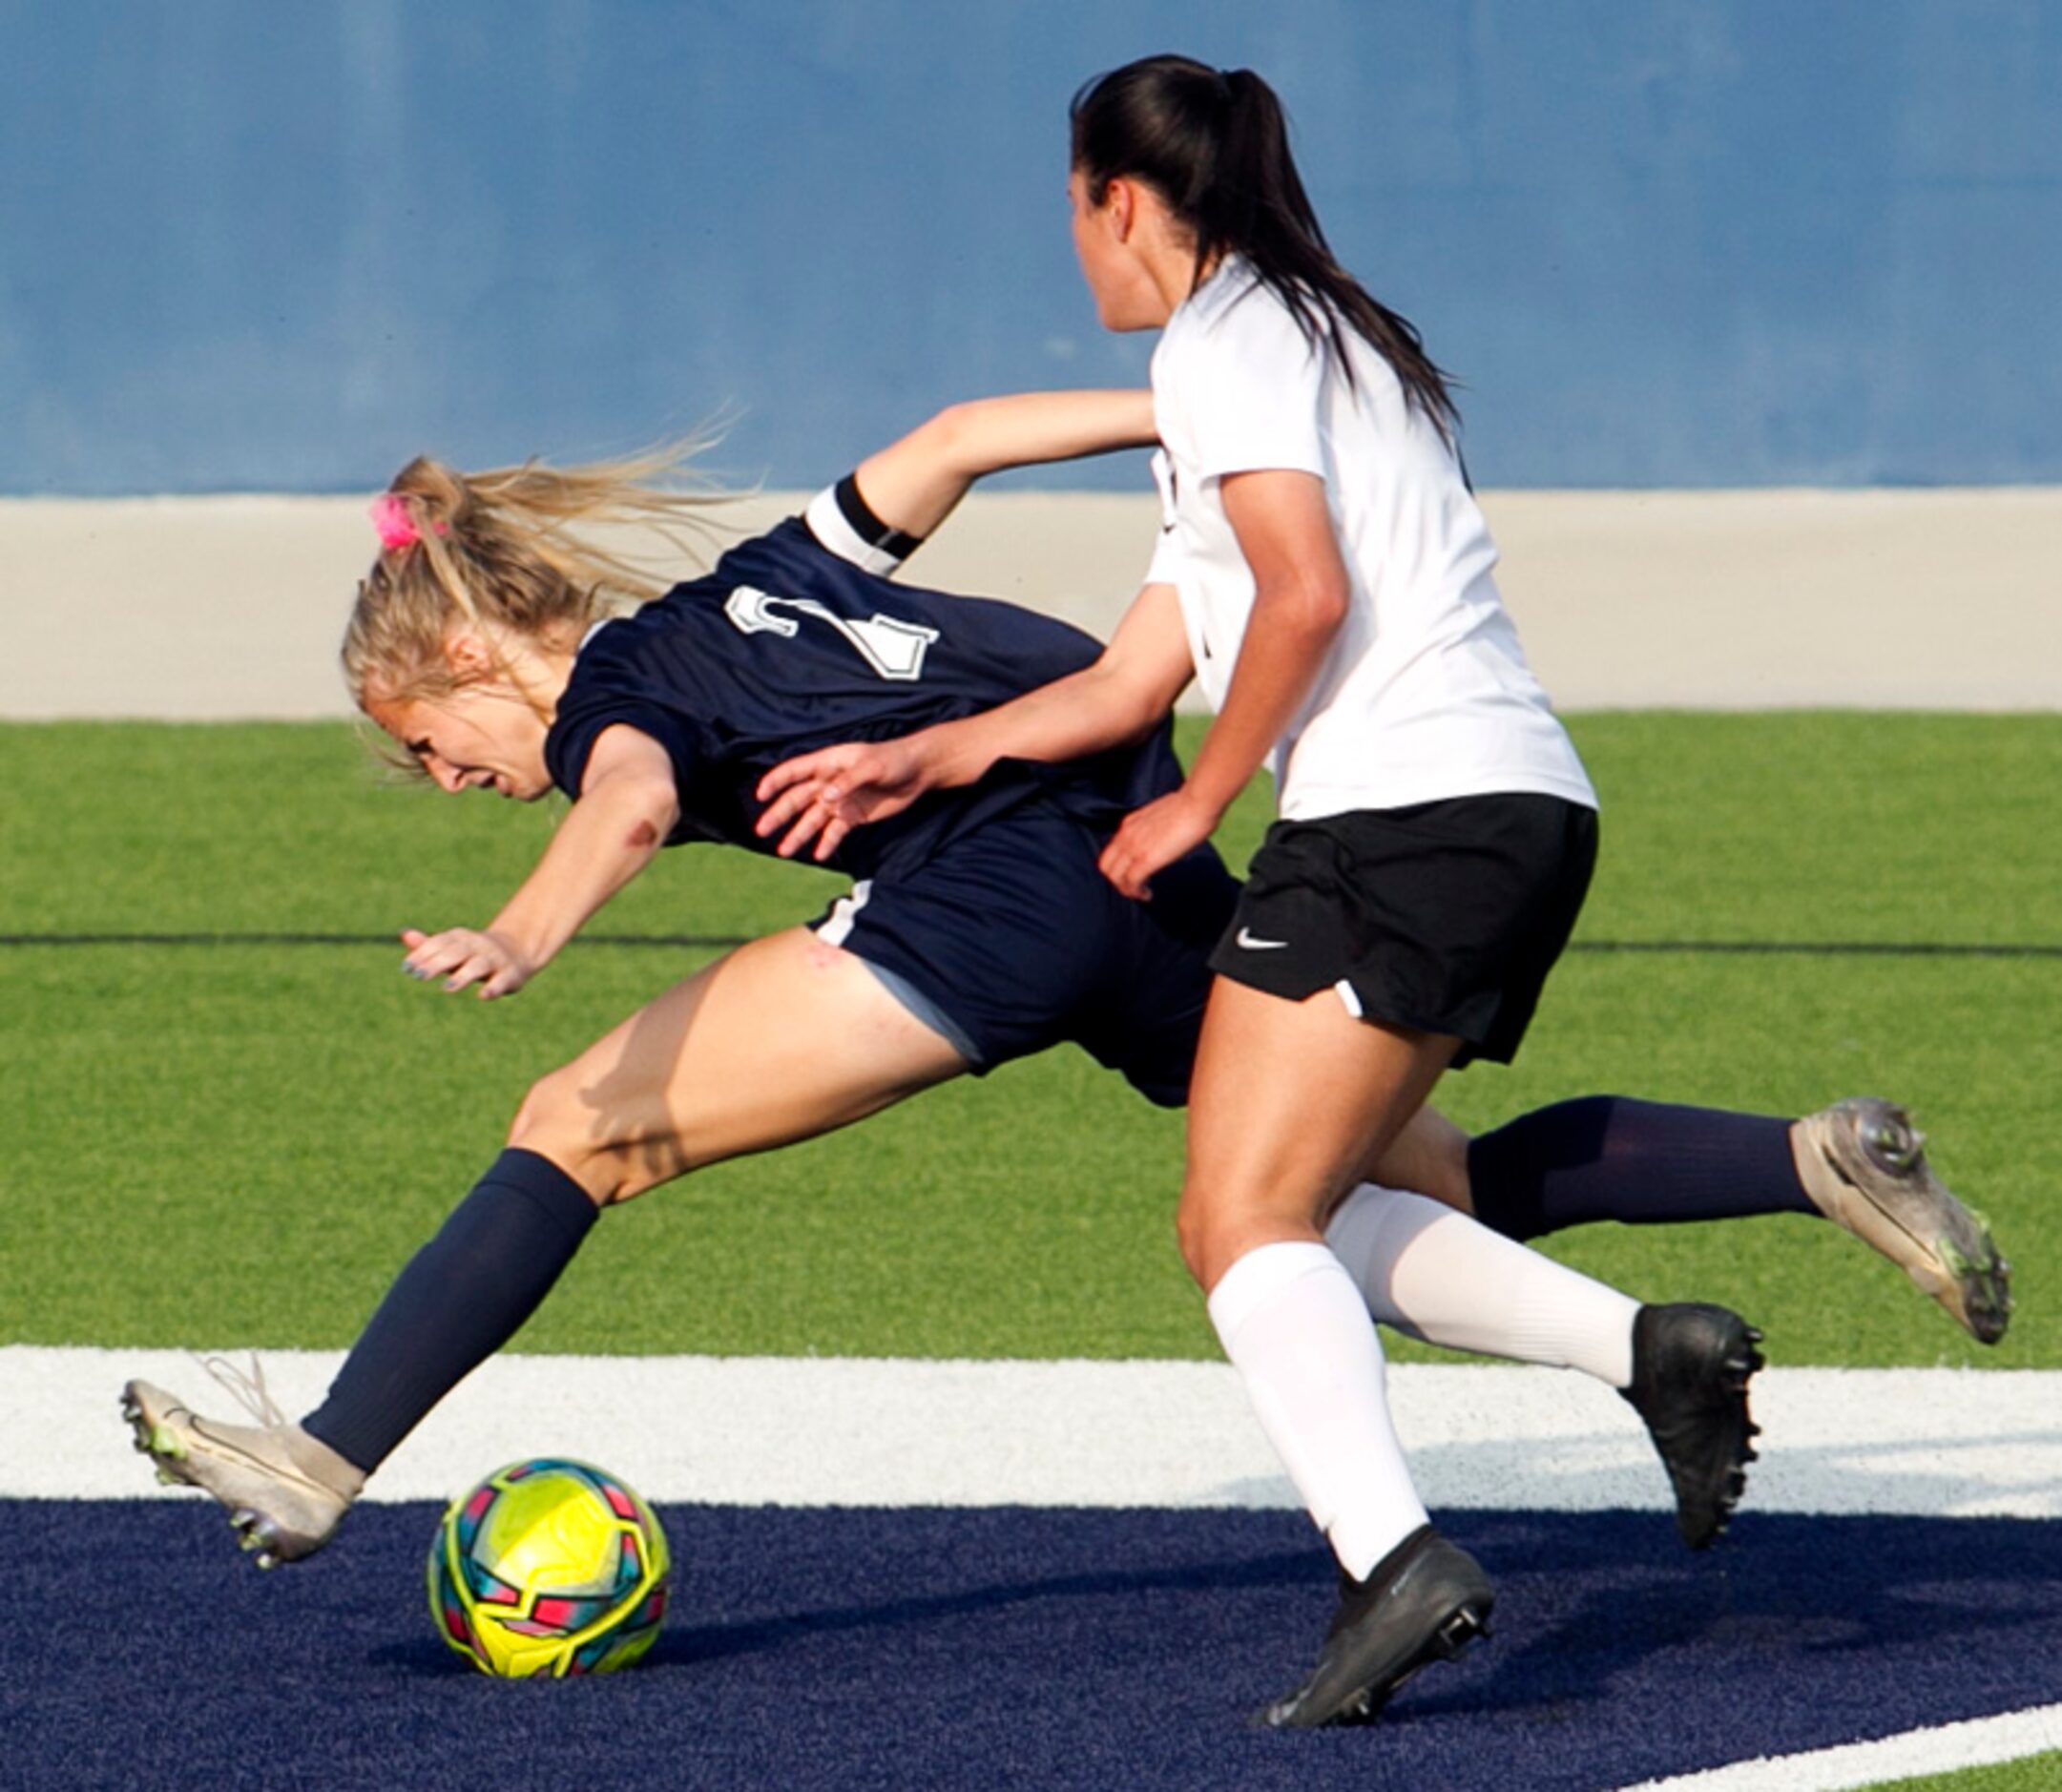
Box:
[1467,1096,1814,1242]
[302,1149,599,1472]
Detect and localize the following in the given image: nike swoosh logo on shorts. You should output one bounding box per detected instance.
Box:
[1235,927,1289,950]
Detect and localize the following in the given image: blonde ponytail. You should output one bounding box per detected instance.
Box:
[343,435,738,710]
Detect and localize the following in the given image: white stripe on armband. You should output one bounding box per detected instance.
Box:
[803,488,906,576]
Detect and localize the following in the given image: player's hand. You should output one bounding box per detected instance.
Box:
[1097,787,1218,902]
[399,927,535,1000]
[753,739,930,862]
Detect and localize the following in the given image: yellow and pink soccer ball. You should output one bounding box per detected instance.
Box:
[427,1458,671,1677]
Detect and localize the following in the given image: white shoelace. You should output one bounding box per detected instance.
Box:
[191,1351,287,1428]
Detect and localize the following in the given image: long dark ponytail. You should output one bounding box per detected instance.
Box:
[1070,54,1458,440]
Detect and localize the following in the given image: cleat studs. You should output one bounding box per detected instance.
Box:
[1431,1605,1491,1661]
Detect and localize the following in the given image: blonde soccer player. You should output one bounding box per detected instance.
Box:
[127,396,1745,1600]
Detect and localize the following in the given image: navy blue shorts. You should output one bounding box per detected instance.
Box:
[811,799,1238,1107]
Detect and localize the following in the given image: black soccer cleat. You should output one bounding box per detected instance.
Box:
[1619,1302,1764,1550]
[1260,1525,1495,1729]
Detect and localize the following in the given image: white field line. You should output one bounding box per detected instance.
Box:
[16,1348,2062,1515]
[1619,1701,2062,1791]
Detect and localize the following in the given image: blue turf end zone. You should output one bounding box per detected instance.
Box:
[16,1502,2060,1790]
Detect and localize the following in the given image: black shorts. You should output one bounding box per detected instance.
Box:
[812,799,1239,1106]
[1208,795,1597,1068]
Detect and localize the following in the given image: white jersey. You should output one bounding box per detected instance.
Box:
[1145,256,1596,821]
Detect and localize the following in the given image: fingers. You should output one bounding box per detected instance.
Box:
[766,798,857,863]
[754,751,832,805]
[401,927,458,980]
[478,960,530,1000]
[441,946,501,995]
[1097,802,1198,901]
[773,802,833,860]
[754,777,824,842]
[755,743,924,861]
[756,747,865,823]
[811,814,852,864]
[1095,836,1155,902]
[1096,788,1214,902]
[399,928,526,997]
[759,778,839,852]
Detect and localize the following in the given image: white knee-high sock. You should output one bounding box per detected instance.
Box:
[1206,1240,1429,1581]
[1325,1185,1639,1387]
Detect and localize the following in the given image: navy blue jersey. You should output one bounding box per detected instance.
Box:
[544,479,1183,883]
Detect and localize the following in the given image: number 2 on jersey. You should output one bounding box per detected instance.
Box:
[724,585,939,682]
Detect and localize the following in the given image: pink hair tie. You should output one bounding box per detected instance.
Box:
[368,491,448,551]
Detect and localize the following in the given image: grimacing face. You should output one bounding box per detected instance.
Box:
[364,682,555,802]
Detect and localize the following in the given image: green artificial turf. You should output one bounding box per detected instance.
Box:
[2,715,2056,1363]
[1876,1753,2062,1791]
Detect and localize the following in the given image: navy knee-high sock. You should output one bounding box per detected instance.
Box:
[302,1149,599,1473]
[1467,1096,1815,1242]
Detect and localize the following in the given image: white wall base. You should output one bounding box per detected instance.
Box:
[5,488,2056,719]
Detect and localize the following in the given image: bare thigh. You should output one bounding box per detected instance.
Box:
[1179,977,1461,1291]
[509,927,970,1203]
[1360,1105,1474,1215]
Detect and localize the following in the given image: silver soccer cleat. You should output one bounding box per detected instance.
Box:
[120,1357,364,1568]
[1791,1097,2012,1345]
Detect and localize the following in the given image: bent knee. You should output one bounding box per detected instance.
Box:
[1177,1185,1254,1292]
[506,1068,675,1207]
[1177,1180,1331,1295]
[507,1066,580,1159]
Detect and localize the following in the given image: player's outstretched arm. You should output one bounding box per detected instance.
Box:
[401,725,680,997]
[755,582,1194,862]
[852,389,1157,542]
[1099,469,1348,898]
